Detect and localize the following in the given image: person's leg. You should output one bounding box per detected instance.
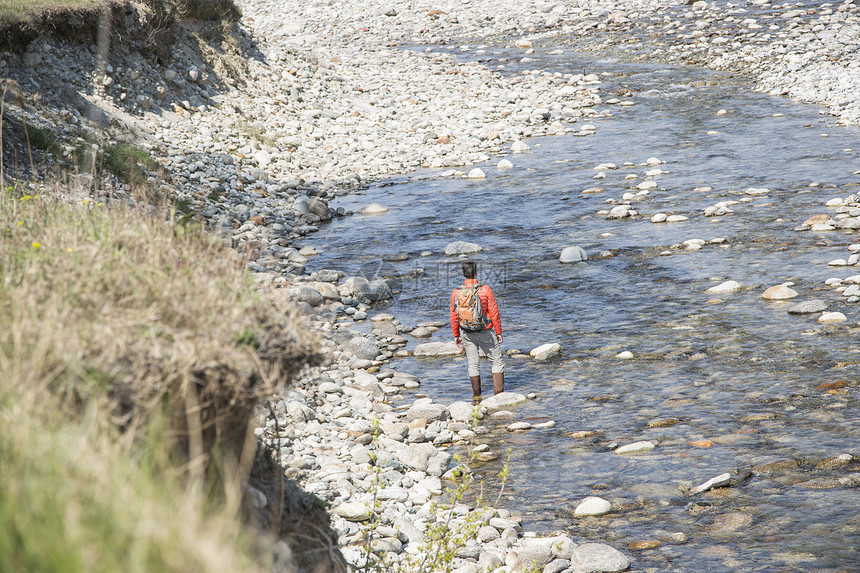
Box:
[479,330,506,394]
[460,331,482,398]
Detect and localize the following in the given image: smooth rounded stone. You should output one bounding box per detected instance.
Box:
[615,350,634,360]
[510,543,553,573]
[530,343,562,360]
[570,543,630,572]
[449,401,480,422]
[574,496,612,517]
[665,214,689,223]
[650,213,668,223]
[497,159,514,170]
[467,168,486,179]
[478,550,503,570]
[559,246,588,263]
[358,203,389,215]
[787,300,828,314]
[711,511,753,533]
[332,501,372,521]
[294,285,324,306]
[803,214,831,226]
[615,441,655,455]
[818,311,847,323]
[761,285,799,300]
[410,326,433,338]
[444,241,483,256]
[706,280,742,294]
[342,337,380,360]
[607,205,631,219]
[413,341,463,357]
[481,392,527,410]
[371,320,399,337]
[582,187,605,194]
[353,311,368,321]
[406,402,449,422]
[812,223,836,232]
[510,140,530,153]
[478,525,502,543]
[636,180,658,190]
[507,421,532,432]
[828,258,849,266]
[489,516,521,532]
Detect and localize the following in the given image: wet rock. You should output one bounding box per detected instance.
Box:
[575,496,612,516]
[481,392,527,410]
[559,246,588,263]
[818,311,847,323]
[690,472,731,494]
[358,203,389,215]
[615,441,655,454]
[530,343,562,360]
[409,326,433,338]
[761,285,799,300]
[787,300,827,314]
[444,241,483,256]
[511,140,530,153]
[712,511,753,533]
[706,280,741,294]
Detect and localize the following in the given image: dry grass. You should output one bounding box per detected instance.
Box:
[0,0,106,27]
[0,183,319,571]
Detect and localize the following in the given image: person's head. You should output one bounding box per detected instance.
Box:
[462,261,477,279]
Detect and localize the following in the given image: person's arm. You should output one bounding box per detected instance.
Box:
[485,286,502,341]
[450,289,462,345]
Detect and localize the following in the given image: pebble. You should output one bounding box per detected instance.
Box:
[574,496,612,517]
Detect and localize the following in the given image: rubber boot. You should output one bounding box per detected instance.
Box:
[492,372,505,395]
[470,376,482,399]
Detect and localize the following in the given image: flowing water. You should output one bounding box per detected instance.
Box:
[309,41,860,571]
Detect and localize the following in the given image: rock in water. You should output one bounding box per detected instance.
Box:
[444,241,483,256]
[358,203,389,215]
[706,280,741,294]
[787,300,827,314]
[575,496,612,516]
[571,543,630,572]
[530,343,562,360]
[511,140,530,153]
[559,246,588,263]
[413,341,463,357]
[481,392,527,410]
[761,285,798,300]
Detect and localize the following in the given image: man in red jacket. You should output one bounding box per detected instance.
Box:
[450,261,505,398]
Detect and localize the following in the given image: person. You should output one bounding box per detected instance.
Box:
[450,261,505,398]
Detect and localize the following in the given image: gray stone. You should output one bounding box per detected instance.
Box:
[575,496,612,516]
[342,336,380,360]
[295,285,323,306]
[559,246,588,263]
[571,543,630,572]
[444,241,483,256]
[413,341,463,357]
[406,402,449,422]
[398,443,437,472]
[512,542,553,573]
[787,299,828,314]
[480,392,527,410]
[332,502,372,521]
[448,401,479,422]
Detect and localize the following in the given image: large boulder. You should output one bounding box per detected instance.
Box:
[530,343,562,361]
[406,401,450,422]
[342,276,393,301]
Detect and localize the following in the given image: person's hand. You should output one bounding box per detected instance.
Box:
[496,333,503,344]
[454,336,462,348]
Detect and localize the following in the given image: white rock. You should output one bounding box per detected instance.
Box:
[481,392,527,410]
[332,502,372,521]
[507,421,532,431]
[413,341,463,357]
[706,280,742,294]
[690,472,731,494]
[497,159,514,170]
[510,140,530,153]
[358,203,389,215]
[615,441,655,454]
[574,496,612,516]
[761,285,799,300]
[818,312,847,323]
[530,343,562,360]
[651,213,668,223]
[444,241,483,256]
[467,168,486,179]
[615,351,634,360]
[560,246,588,263]
[665,214,689,223]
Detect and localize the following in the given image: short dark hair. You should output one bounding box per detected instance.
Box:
[462,261,477,279]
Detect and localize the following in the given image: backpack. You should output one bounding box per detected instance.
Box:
[455,284,490,332]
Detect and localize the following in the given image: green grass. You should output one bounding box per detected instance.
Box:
[0,185,317,572]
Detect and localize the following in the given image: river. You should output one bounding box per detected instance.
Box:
[309,39,860,572]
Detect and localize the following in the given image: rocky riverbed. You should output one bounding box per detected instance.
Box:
[4,0,860,570]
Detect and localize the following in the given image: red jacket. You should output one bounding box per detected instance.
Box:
[450,279,502,338]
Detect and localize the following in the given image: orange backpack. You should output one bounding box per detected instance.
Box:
[455,284,490,332]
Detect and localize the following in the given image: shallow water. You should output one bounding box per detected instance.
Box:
[309,43,860,571]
